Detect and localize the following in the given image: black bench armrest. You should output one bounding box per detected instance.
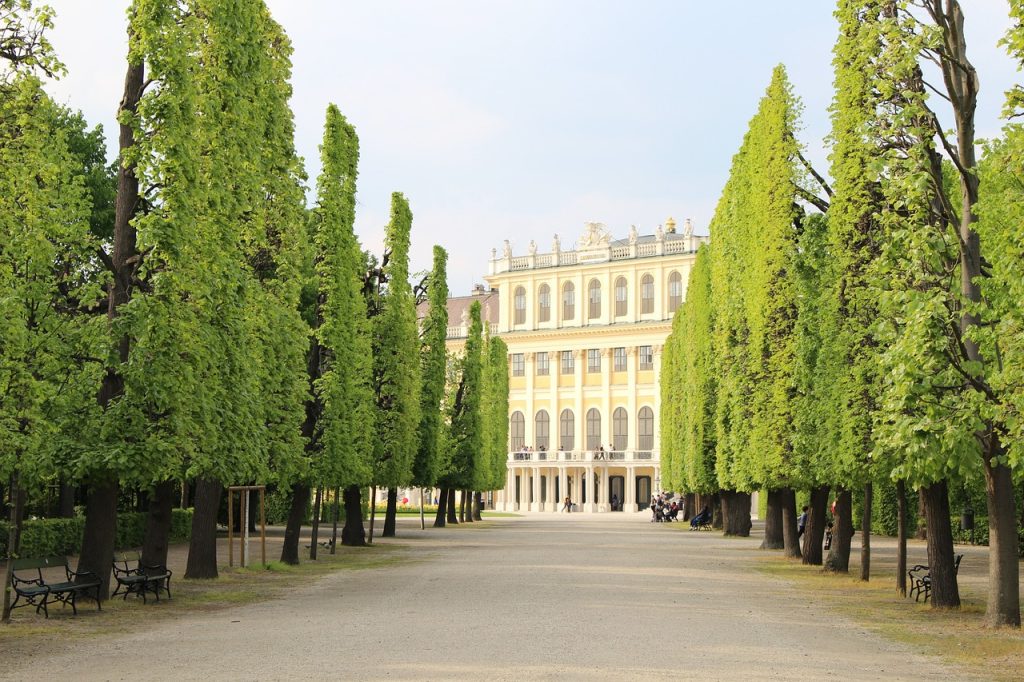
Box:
[142,564,171,576]
[11,575,47,589]
[67,567,101,584]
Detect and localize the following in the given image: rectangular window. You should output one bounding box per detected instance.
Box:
[639,345,653,370]
[511,353,525,377]
[536,352,549,375]
[613,347,627,372]
[587,349,601,373]
[561,350,574,375]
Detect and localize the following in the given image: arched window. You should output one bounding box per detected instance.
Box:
[668,271,683,313]
[614,277,628,317]
[513,286,526,325]
[638,406,654,450]
[641,274,654,314]
[535,410,550,450]
[588,279,601,320]
[510,411,525,451]
[613,407,628,451]
[562,282,575,321]
[537,284,551,323]
[559,409,574,451]
[586,408,601,450]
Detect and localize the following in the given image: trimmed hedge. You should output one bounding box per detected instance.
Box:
[1,509,193,559]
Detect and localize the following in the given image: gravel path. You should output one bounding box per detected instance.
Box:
[2,514,973,681]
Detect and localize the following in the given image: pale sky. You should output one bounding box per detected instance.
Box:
[42,1,1019,294]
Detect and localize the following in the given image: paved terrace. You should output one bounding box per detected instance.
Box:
[1,513,996,680]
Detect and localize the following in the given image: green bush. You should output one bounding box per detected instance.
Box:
[1,509,193,559]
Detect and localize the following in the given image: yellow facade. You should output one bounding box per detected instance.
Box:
[460,220,709,513]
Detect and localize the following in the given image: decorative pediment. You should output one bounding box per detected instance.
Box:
[578,222,611,249]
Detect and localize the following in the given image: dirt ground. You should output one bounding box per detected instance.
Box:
[0,513,1010,680]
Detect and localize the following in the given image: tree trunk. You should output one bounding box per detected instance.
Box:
[179,479,189,509]
[309,486,323,560]
[860,483,872,582]
[141,480,174,573]
[58,481,76,518]
[446,487,458,524]
[825,489,854,573]
[802,486,829,566]
[433,487,447,528]
[341,484,365,547]
[921,479,960,609]
[280,482,309,565]
[896,479,908,597]
[720,490,752,537]
[382,488,398,537]
[420,487,426,530]
[330,486,340,554]
[185,478,221,579]
[473,491,483,521]
[78,58,145,598]
[780,488,801,559]
[367,486,376,544]
[2,478,26,622]
[916,488,927,539]
[458,490,466,522]
[711,492,723,530]
[78,478,119,599]
[761,489,784,549]
[981,442,1021,626]
[463,490,473,523]
[683,493,695,521]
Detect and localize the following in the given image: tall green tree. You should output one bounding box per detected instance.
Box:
[1,72,102,620]
[477,333,509,517]
[441,301,483,523]
[413,247,449,527]
[369,193,422,538]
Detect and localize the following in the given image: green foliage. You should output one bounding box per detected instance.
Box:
[369,192,422,489]
[312,104,374,489]
[0,509,193,559]
[412,246,450,488]
[0,74,103,487]
[478,334,509,491]
[444,301,483,489]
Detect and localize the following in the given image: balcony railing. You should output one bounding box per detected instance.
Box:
[508,449,657,463]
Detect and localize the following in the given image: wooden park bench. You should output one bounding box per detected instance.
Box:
[9,556,102,618]
[908,553,962,602]
[112,550,173,603]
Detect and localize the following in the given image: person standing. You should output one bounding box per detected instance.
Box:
[798,505,808,537]
[562,496,572,513]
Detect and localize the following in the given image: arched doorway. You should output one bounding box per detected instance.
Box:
[636,476,652,510]
[610,476,624,511]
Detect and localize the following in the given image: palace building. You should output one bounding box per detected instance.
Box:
[443,217,708,513]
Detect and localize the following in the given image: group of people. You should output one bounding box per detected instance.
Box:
[650,493,681,522]
[797,501,838,550]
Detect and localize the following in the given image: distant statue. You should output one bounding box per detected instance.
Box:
[528,239,537,255]
[553,234,561,251]
[628,225,638,244]
[502,239,512,258]
[491,247,497,259]
[461,306,470,328]
[579,222,610,248]
[656,225,664,241]
[683,218,694,238]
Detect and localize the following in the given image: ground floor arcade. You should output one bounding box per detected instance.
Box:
[495,460,659,513]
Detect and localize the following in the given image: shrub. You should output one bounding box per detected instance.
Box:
[1,509,193,559]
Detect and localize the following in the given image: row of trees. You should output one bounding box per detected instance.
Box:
[662,0,1022,628]
[1,0,507,620]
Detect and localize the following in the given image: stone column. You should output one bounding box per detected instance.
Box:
[584,464,596,513]
[602,347,613,450]
[519,468,528,511]
[652,344,663,456]
[536,466,544,509]
[600,467,610,512]
[573,349,584,453]
[525,352,535,447]
[627,346,638,452]
[559,467,568,512]
[625,466,637,513]
[546,469,556,511]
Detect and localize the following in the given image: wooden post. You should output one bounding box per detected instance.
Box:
[367,485,377,545]
[260,488,266,567]
[227,489,234,568]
